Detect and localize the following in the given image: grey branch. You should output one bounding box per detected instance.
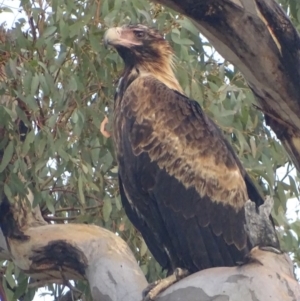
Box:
[156,248,300,301]
[244,197,280,250]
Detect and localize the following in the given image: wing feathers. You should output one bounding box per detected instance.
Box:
[115,74,258,272]
[123,76,248,211]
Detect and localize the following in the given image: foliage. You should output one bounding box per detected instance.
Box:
[0,0,299,299]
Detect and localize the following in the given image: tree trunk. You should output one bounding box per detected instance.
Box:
[154,0,300,171]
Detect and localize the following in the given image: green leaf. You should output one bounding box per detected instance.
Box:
[68,76,78,91]
[250,137,256,158]
[39,73,50,96]
[262,154,274,187]
[178,18,199,36]
[23,71,33,95]
[47,113,59,129]
[43,26,57,38]
[0,6,13,13]
[276,182,287,212]
[3,277,14,301]
[171,32,194,45]
[115,195,122,211]
[24,94,39,111]
[103,195,112,222]
[289,175,299,198]
[78,173,85,205]
[140,264,148,275]
[140,239,148,256]
[5,262,16,289]
[9,58,17,78]
[71,110,79,123]
[191,80,203,103]
[4,184,12,199]
[13,277,28,299]
[46,196,55,214]
[35,134,47,158]
[21,130,35,157]
[31,73,40,96]
[0,140,14,172]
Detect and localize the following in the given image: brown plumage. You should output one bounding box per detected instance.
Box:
[104,24,278,273]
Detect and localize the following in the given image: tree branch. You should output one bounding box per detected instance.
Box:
[154,0,300,171]
[3,223,147,301]
[0,187,299,301]
[156,247,300,301]
[244,197,279,249]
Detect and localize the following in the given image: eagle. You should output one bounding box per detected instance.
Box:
[104,24,278,275]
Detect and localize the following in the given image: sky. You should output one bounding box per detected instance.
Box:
[0,0,299,300]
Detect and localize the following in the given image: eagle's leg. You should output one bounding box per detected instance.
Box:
[142,268,190,301]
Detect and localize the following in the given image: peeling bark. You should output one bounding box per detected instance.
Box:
[157,248,300,301]
[0,224,148,301]
[1,224,299,301]
[154,0,300,171]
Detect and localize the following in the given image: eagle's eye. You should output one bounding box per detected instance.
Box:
[133,30,145,38]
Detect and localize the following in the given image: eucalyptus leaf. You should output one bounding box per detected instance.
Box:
[0,141,14,172]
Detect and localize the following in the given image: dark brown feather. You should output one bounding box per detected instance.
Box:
[113,74,268,273]
[120,76,248,210]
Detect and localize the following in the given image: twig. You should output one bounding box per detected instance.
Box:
[0,276,8,301]
[43,216,78,221]
[94,0,102,25]
[43,211,99,221]
[100,115,111,138]
[54,205,101,213]
[48,188,103,204]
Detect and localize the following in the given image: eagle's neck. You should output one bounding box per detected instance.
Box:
[136,62,183,93]
[116,67,140,100]
[116,58,184,104]
[118,55,184,96]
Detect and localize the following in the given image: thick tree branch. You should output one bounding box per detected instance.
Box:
[3,224,147,301]
[154,0,300,171]
[1,227,299,301]
[157,247,300,301]
[0,190,299,301]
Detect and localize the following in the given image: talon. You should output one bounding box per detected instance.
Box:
[142,268,190,301]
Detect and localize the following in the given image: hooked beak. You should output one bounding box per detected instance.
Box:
[104,27,122,48]
[104,26,142,48]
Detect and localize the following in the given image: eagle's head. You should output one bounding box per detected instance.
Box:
[104,24,173,67]
[104,24,182,92]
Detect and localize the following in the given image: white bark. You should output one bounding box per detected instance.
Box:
[0,224,147,301]
[1,227,299,301]
[158,248,300,301]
